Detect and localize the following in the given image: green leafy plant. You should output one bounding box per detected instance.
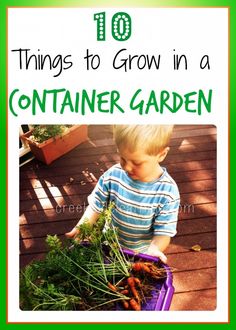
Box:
[30,125,72,143]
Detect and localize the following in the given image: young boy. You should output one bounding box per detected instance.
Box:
[66,125,180,263]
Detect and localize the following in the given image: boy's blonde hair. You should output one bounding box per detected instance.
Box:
[113,125,174,155]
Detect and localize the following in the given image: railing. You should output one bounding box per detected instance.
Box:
[19,125,34,166]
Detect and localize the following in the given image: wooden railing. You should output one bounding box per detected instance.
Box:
[19,125,34,166]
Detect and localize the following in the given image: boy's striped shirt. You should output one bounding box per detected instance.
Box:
[88,164,180,253]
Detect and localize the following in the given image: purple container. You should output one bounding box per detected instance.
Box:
[79,242,174,311]
[121,249,175,311]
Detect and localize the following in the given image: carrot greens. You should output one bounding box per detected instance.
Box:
[20,203,167,310]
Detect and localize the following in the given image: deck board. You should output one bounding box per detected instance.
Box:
[19,124,216,311]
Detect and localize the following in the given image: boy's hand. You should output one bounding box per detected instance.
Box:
[147,235,170,264]
[65,206,100,240]
[146,246,168,264]
[65,227,80,240]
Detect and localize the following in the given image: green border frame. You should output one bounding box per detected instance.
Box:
[1,0,235,328]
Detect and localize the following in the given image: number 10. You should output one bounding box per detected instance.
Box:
[94,12,132,41]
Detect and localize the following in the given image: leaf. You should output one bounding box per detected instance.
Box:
[191,244,202,252]
[80,180,86,185]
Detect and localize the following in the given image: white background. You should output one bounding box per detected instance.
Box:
[8,8,228,323]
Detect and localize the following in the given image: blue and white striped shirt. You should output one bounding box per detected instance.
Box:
[88,164,180,253]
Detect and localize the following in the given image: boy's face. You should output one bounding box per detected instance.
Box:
[118,146,168,182]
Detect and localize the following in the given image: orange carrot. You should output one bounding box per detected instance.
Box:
[127,277,140,302]
[131,263,142,271]
[133,277,141,286]
[132,262,151,273]
[107,282,117,292]
[129,298,141,311]
[120,289,129,295]
[127,277,135,285]
[121,300,130,309]
[132,262,165,279]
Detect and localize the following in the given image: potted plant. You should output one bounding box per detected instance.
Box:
[21,124,88,165]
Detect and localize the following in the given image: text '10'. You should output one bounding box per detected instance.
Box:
[94,12,132,41]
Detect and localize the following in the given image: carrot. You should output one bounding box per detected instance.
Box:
[144,263,166,278]
[129,298,141,311]
[132,262,151,273]
[120,289,129,295]
[107,282,117,292]
[131,263,142,271]
[132,262,166,279]
[127,277,140,302]
[121,300,130,309]
[133,277,141,286]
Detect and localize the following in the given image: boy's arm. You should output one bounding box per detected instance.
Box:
[65,205,100,239]
[147,235,171,264]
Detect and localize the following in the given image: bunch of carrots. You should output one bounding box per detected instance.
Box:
[108,276,142,311]
[107,261,166,311]
[132,261,166,279]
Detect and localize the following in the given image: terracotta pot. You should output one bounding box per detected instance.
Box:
[22,125,88,165]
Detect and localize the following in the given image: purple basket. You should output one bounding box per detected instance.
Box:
[79,242,174,311]
[120,249,174,311]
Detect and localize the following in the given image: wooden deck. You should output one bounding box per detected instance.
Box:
[19,125,216,311]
